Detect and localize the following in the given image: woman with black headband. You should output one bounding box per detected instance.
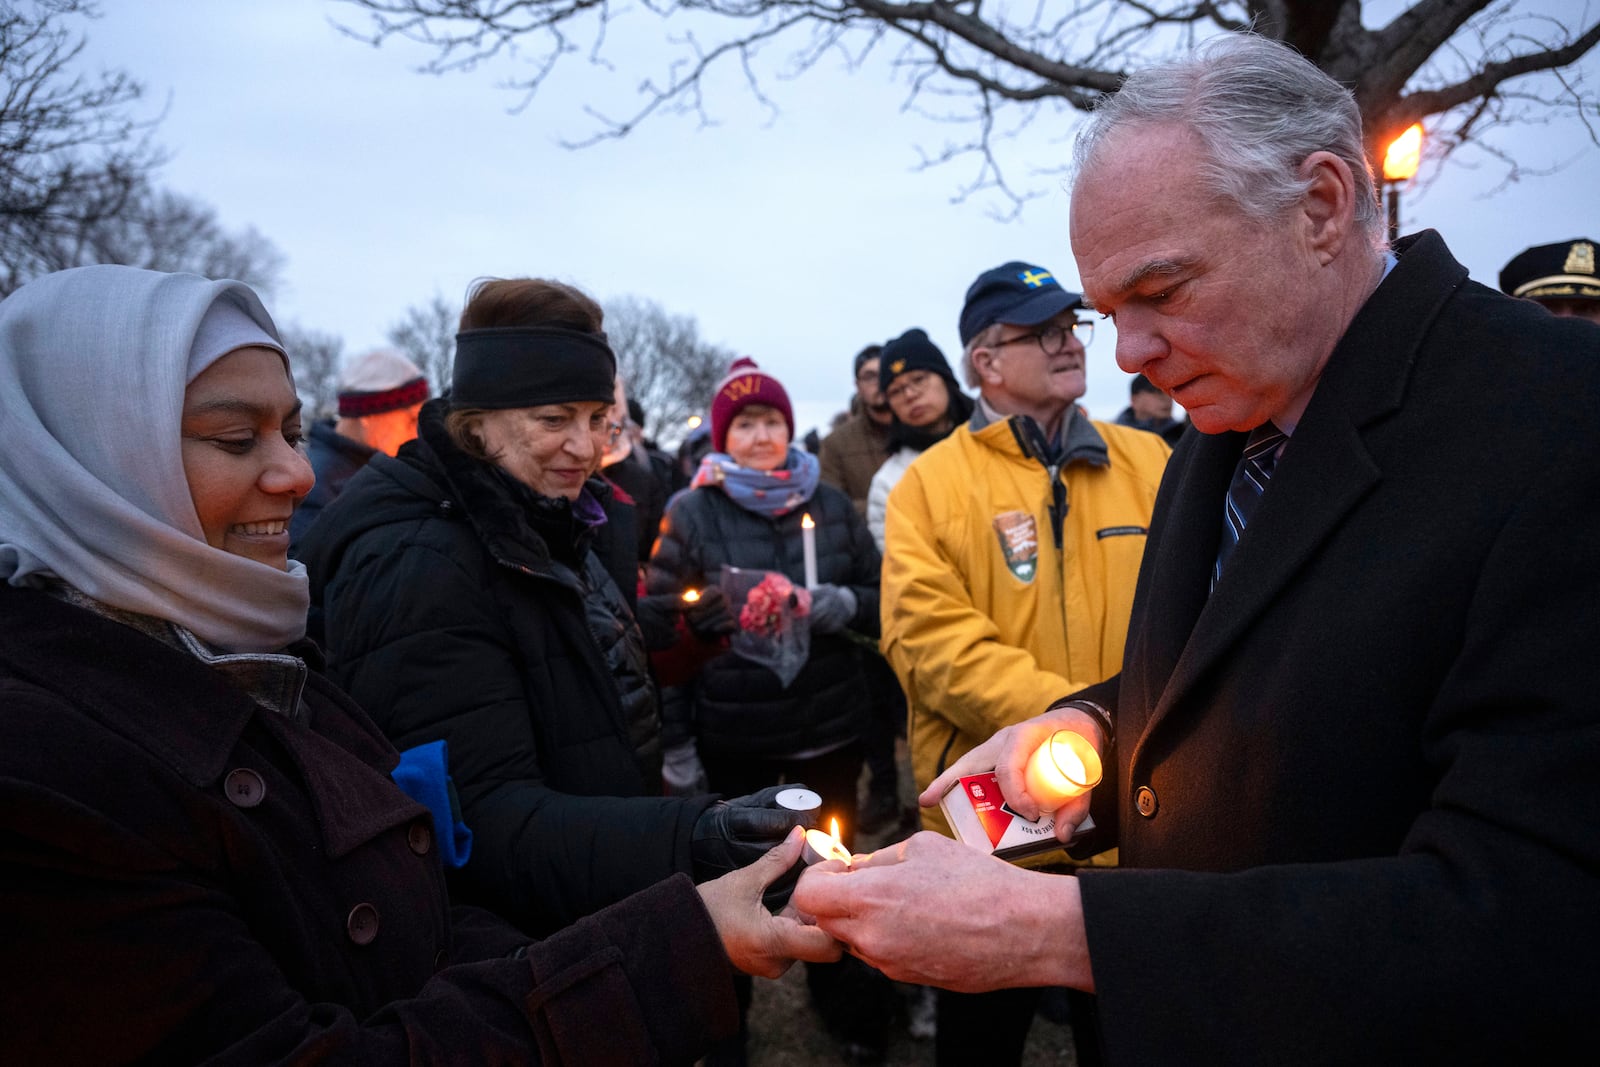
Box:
[0,266,838,1063]
[299,278,811,941]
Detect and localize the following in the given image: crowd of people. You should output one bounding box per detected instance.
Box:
[3,29,1599,1067]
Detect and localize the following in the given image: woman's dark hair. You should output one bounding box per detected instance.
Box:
[447,277,607,458]
[458,277,604,332]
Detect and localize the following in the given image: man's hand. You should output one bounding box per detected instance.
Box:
[920,705,1104,837]
[791,831,1093,993]
[697,827,844,978]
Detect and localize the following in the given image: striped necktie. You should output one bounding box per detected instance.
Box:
[1214,423,1288,587]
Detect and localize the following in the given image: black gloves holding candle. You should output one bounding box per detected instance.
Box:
[633,584,738,651]
[691,784,820,882]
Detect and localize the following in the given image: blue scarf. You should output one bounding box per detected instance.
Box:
[692,448,821,518]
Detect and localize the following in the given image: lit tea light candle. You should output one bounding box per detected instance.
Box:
[800,513,818,588]
[802,817,850,867]
[681,588,701,604]
[1023,730,1104,809]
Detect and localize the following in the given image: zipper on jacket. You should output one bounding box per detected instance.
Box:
[1048,464,1067,550]
[1008,416,1069,550]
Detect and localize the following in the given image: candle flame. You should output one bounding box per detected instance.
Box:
[681,588,701,603]
[829,817,841,845]
[802,513,815,530]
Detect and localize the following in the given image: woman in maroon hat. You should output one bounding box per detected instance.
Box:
[647,357,894,1062]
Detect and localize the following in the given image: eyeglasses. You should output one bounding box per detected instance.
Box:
[992,320,1095,356]
[885,370,936,403]
[606,421,626,443]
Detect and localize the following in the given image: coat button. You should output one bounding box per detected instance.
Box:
[347,903,380,945]
[407,820,433,856]
[223,768,266,808]
[1135,786,1158,818]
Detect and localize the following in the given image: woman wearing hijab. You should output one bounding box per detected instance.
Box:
[0,265,835,1065]
[645,358,893,1062]
[299,278,791,942]
[865,328,976,552]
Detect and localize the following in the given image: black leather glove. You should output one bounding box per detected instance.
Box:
[631,593,681,652]
[691,784,818,882]
[684,583,736,641]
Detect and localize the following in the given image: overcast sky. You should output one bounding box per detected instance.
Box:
[86,0,1597,437]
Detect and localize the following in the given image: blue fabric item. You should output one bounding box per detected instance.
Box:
[391,739,474,868]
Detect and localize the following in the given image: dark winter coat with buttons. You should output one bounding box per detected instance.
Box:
[0,584,737,1065]
[645,476,881,760]
[299,400,715,937]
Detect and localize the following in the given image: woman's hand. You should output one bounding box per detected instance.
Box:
[806,584,857,634]
[697,827,844,978]
[684,583,737,640]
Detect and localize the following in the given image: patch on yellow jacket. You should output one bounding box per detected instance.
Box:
[992,510,1038,582]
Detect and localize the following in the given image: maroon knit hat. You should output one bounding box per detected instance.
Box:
[709,357,794,452]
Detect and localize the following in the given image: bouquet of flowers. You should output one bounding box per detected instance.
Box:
[720,565,812,687]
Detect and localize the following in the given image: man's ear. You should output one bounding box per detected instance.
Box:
[972,344,1002,386]
[1298,150,1359,264]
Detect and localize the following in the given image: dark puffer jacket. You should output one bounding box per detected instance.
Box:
[289,419,375,555]
[300,400,715,936]
[646,477,881,760]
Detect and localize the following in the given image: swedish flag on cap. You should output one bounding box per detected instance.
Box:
[959,260,1082,344]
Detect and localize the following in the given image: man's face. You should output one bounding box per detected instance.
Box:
[1534,297,1600,326]
[981,310,1089,422]
[1071,123,1335,434]
[1129,389,1173,422]
[855,357,891,423]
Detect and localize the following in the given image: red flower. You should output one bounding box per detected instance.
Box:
[738,572,811,637]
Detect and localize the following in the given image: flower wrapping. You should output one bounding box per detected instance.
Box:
[720,565,813,687]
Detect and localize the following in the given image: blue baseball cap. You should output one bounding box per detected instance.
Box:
[959,261,1084,344]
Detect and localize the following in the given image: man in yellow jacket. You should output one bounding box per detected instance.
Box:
[880,261,1169,1066]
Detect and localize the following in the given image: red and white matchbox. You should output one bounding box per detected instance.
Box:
[939,771,1094,862]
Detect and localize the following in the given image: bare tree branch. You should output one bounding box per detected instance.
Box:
[604,295,735,445]
[387,293,460,394]
[1,0,166,294]
[280,323,347,420]
[333,0,1600,210]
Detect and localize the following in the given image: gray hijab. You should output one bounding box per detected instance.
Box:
[0,265,310,652]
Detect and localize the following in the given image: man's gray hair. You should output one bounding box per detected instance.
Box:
[1072,34,1385,249]
[961,325,1001,389]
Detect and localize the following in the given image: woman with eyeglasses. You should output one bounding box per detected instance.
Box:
[865,328,977,551]
[0,266,839,1064]
[299,278,810,945]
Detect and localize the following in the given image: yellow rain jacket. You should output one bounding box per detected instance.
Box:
[882,410,1169,861]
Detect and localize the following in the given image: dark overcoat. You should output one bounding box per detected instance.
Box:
[0,586,736,1065]
[1073,232,1600,1064]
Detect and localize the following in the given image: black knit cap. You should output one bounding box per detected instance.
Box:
[852,343,883,378]
[1498,238,1600,302]
[878,328,956,394]
[451,326,616,410]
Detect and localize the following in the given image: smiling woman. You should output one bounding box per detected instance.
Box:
[298,276,814,951]
[0,265,838,1064]
[180,346,314,568]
